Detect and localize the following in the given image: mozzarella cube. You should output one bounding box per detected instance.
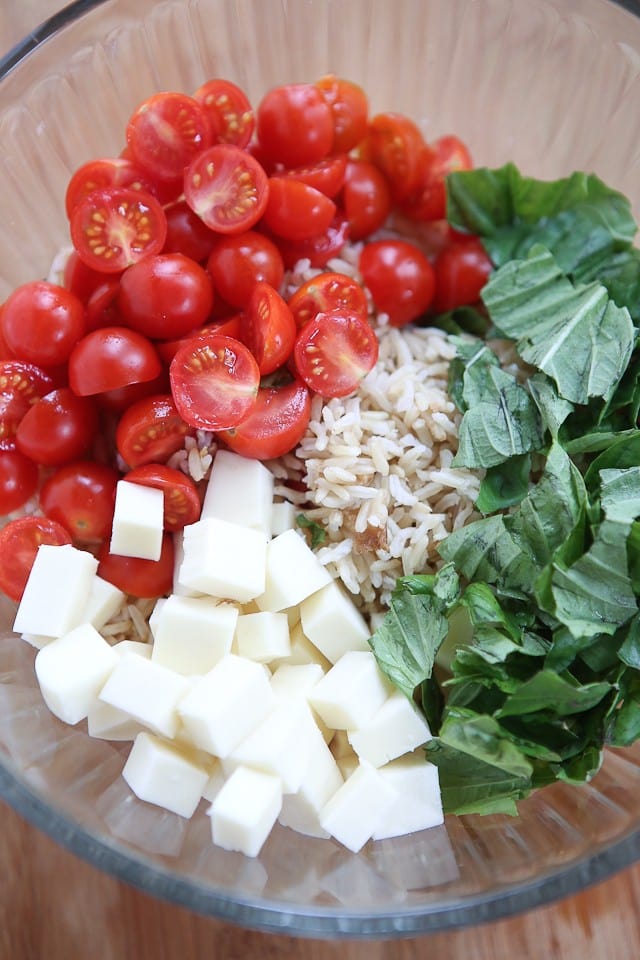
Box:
[255,529,332,612]
[172,529,204,598]
[110,480,164,561]
[209,765,282,857]
[112,639,152,659]
[347,691,432,767]
[123,731,210,819]
[270,663,325,700]
[319,762,398,853]
[177,654,275,757]
[329,730,360,779]
[13,544,98,637]
[201,450,274,535]
[202,757,226,802]
[148,599,166,639]
[230,701,321,793]
[34,622,118,725]
[151,595,238,675]
[82,575,125,630]
[272,621,331,671]
[21,633,54,650]
[279,736,343,838]
[299,581,371,663]
[372,755,444,840]
[235,611,290,663]
[87,700,147,741]
[178,518,267,603]
[98,653,190,739]
[271,500,297,537]
[309,651,394,731]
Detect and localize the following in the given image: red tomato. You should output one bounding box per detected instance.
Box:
[401,134,473,222]
[70,187,167,274]
[293,311,378,398]
[39,460,120,543]
[261,177,336,241]
[170,333,260,431]
[432,237,493,313]
[287,272,369,329]
[315,75,369,154]
[359,239,435,327]
[95,368,170,415]
[241,283,296,376]
[126,91,212,183]
[184,144,269,234]
[206,231,284,309]
[193,78,255,149]
[163,200,218,262]
[0,449,39,515]
[68,327,162,397]
[117,253,214,340]
[0,516,72,602]
[64,157,155,219]
[63,250,110,303]
[220,379,311,459]
[1,281,86,368]
[281,154,347,198]
[97,531,174,598]
[273,213,350,270]
[85,278,121,331]
[0,361,54,447]
[155,315,243,367]
[115,394,194,469]
[256,83,333,168]
[125,463,201,531]
[340,158,392,241]
[16,388,99,466]
[367,112,431,203]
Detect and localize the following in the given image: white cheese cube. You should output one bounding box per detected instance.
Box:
[112,639,152,659]
[13,544,98,638]
[110,479,164,561]
[201,449,274,535]
[123,731,210,819]
[148,598,166,639]
[271,500,297,537]
[347,691,432,767]
[329,730,360,779]
[372,755,444,840]
[279,736,343,838]
[82,575,125,630]
[202,757,226,802]
[151,595,238,675]
[209,765,282,857]
[235,611,290,663]
[270,663,325,700]
[177,654,275,757]
[21,633,54,650]
[98,653,190,739]
[309,651,394,731]
[319,762,398,853]
[178,517,267,603]
[87,699,147,741]
[255,529,332,612]
[34,622,118,725]
[299,581,371,663]
[272,620,331,671]
[172,529,205,598]
[230,701,321,793]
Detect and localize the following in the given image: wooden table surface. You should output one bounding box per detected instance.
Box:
[2,3,640,958]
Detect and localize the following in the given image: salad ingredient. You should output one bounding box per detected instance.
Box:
[432,236,493,313]
[39,460,119,544]
[0,516,72,603]
[99,650,191,739]
[256,527,332,612]
[359,239,435,326]
[340,158,392,241]
[318,761,397,853]
[298,580,371,663]
[315,74,369,155]
[256,82,333,168]
[209,765,282,859]
[261,177,336,241]
[240,282,297,376]
[117,253,214,339]
[219,379,312,460]
[200,449,274,535]
[152,595,239,675]
[162,199,218,261]
[371,755,443,841]
[274,212,351,270]
[0,360,54,446]
[178,516,267,603]
[292,310,379,398]
[13,541,97,635]
[70,187,167,273]
[184,143,269,233]
[193,78,255,149]
[67,326,162,396]
[367,112,431,204]
[125,463,200,532]
[0,449,39,515]
[1,281,85,368]
[16,388,98,466]
[401,133,473,222]
[235,610,290,663]
[123,730,210,819]
[126,91,212,184]
[109,479,164,561]
[96,532,175,598]
[280,153,347,198]
[206,230,285,310]
[64,157,155,219]
[287,271,369,329]
[115,394,194,469]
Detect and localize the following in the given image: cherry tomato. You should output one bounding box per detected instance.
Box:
[126,91,212,183]
[184,143,269,234]
[68,327,162,397]
[155,315,243,367]
[432,237,493,313]
[125,463,201,531]
[193,78,255,149]
[0,516,72,602]
[206,231,284,309]
[273,213,350,270]
[163,200,218,262]
[287,272,369,329]
[293,311,378,398]
[63,250,110,303]
[16,388,99,466]
[340,158,392,241]
[97,531,174,598]
[315,75,369,154]
[170,333,260,431]
[1,281,86,368]
[115,394,194,469]
[359,239,435,327]
[262,177,336,241]
[401,134,473,222]
[281,154,347,198]
[0,361,54,447]
[117,253,214,340]
[241,283,296,376]
[256,83,333,168]
[0,449,39,515]
[70,187,167,274]
[220,378,311,459]
[367,112,430,203]
[85,278,121,331]
[39,460,120,543]
[64,157,155,219]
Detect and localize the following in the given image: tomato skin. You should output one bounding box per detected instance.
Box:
[163,200,218,262]
[16,388,98,466]
[39,460,120,544]
[126,92,213,184]
[63,250,110,303]
[340,158,392,241]
[241,282,296,376]
[401,134,473,222]
[125,463,201,531]
[287,272,369,329]
[359,239,436,327]
[293,311,379,398]
[70,187,167,274]
[367,112,431,203]
[184,144,269,234]
[315,75,369,154]
[281,154,347,198]
[262,177,336,241]
[117,253,214,340]
[0,449,39,515]
[0,361,54,447]
[115,393,194,469]
[432,237,493,313]
[256,83,334,168]
[193,78,255,149]
[0,516,72,602]
[1,281,86,368]
[95,368,170,414]
[68,327,162,397]
[85,278,121,331]
[220,379,311,459]
[272,212,350,270]
[155,316,243,367]
[206,231,284,309]
[97,531,174,598]
[64,157,155,219]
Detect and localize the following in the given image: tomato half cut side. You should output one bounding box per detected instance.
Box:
[126,92,213,184]
[241,282,296,376]
[70,187,167,274]
[115,394,195,469]
[281,154,347,198]
[0,516,72,602]
[97,531,175,598]
[125,463,201,531]
[184,144,269,234]
[170,334,260,431]
[193,78,255,149]
[293,311,379,398]
[367,112,431,204]
[0,360,54,446]
[315,75,369,154]
[64,157,156,219]
[219,378,311,460]
[287,272,369,329]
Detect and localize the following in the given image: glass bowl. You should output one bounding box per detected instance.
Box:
[1,0,640,939]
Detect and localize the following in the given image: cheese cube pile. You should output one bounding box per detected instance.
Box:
[14,449,443,858]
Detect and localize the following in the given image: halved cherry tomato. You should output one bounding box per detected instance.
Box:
[401,134,473,222]
[340,158,392,241]
[64,157,155,219]
[0,515,72,602]
[118,253,214,340]
[85,278,121,331]
[97,531,174,598]
[359,239,435,327]
[293,311,379,398]
[287,272,369,329]
[241,283,296,376]
[281,154,347,198]
[70,187,167,274]
[315,75,369,154]
[68,327,162,397]
[184,144,269,234]
[432,237,493,313]
[220,378,311,459]
[163,200,218,262]
[206,231,284,309]
[39,460,120,543]
[367,112,431,204]
[95,368,170,415]
[126,91,212,184]
[115,394,194,469]
[261,178,336,241]
[16,388,98,466]
[0,361,54,447]
[1,281,86,368]
[125,463,201,531]
[193,78,255,149]
[170,333,260,431]
[0,449,39,515]
[63,250,110,303]
[256,83,333,168]
[273,213,350,270]
[155,315,243,367]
